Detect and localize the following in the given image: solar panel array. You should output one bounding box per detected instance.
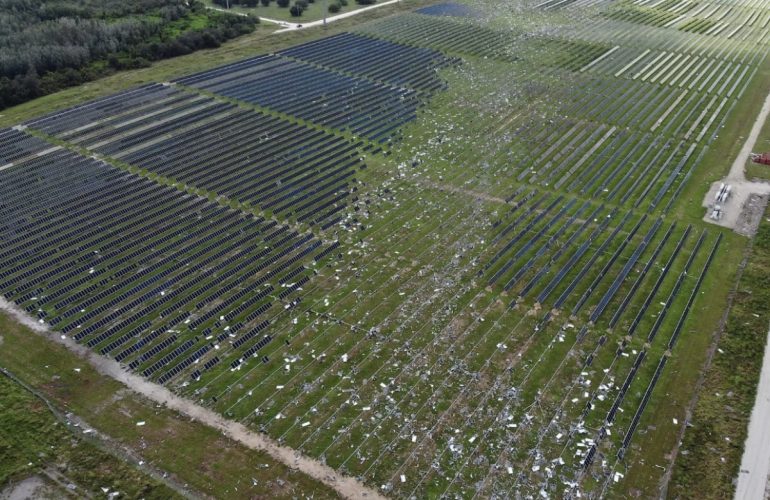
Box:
[354,14,521,59]
[354,14,612,70]
[175,54,422,142]
[1,3,757,496]
[278,32,454,91]
[27,85,361,228]
[0,129,331,385]
[415,2,480,17]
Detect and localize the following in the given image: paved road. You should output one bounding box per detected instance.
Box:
[208,0,400,32]
[735,325,770,500]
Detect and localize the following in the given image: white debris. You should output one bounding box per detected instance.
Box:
[301,421,310,427]
[136,421,145,426]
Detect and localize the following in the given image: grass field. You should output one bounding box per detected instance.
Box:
[0,366,180,499]
[0,313,339,499]
[2,0,770,498]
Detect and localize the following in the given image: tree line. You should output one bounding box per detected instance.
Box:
[0,0,257,110]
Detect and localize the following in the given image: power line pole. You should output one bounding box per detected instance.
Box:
[323,0,327,28]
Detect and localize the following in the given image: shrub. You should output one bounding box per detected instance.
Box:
[355,0,375,4]
[328,2,340,11]
[290,3,304,15]
[260,0,270,5]
[277,0,290,7]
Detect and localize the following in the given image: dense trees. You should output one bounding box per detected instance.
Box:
[0,0,257,110]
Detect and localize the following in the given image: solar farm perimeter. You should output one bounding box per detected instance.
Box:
[2,0,768,497]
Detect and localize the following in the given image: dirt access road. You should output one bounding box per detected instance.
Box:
[0,297,386,500]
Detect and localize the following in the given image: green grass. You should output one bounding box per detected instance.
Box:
[0,313,340,499]
[0,372,179,498]
[603,229,746,497]
[745,103,770,181]
[746,161,770,181]
[163,12,211,36]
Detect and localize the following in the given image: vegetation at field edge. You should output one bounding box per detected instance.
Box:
[0,312,340,500]
[0,372,179,498]
[669,203,770,499]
